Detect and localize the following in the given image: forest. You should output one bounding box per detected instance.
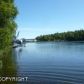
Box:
[36,30,84,41]
[0,0,18,50]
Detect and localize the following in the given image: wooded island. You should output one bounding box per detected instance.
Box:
[36,30,84,41]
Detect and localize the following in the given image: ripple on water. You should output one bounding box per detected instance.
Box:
[16,42,84,84]
[17,65,84,84]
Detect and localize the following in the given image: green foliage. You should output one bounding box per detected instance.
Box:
[0,1,18,27]
[2,0,14,3]
[36,30,84,41]
[0,27,13,49]
[0,0,18,50]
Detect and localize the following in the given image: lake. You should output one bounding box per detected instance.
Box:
[1,42,84,84]
[14,42,84,84]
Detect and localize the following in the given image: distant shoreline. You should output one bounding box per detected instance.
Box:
[36,40,84,43]
[36,30,84,42]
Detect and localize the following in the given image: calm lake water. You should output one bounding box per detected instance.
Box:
[1,42,84,84]
[14,42,84,84]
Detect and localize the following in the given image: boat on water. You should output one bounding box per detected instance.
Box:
[13,32,23,48]
[13,39,23,48]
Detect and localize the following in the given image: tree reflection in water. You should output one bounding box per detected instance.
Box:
[0,48,17,84]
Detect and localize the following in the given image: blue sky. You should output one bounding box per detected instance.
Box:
[15,0,84,39]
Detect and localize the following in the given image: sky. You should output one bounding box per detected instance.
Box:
[15,0,84,39]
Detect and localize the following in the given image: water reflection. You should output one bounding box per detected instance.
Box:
[0,48,17,84]
[15,48,23,61]
[16,42,84,83]
[1,42,84,83]
[0,60,2,69]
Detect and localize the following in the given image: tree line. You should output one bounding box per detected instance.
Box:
[0,0,18,49]
[36,30,84,41]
